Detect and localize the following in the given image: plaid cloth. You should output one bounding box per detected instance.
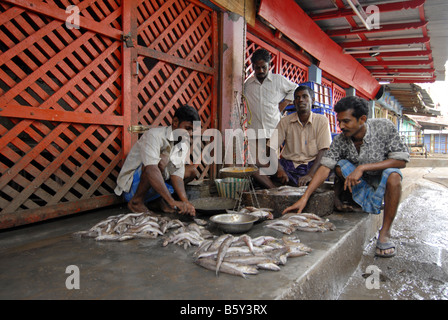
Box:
[278,158,315,186]
[338,159,402,214]
[123,165,174,203]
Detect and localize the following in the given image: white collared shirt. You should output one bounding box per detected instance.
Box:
[244,71,297,139]
[114,126,188,196]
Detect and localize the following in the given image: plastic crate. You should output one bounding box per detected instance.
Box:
[312,107,338,134]
[299,81,333,108]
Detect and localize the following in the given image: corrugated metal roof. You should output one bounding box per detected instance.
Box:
[293,0,448,83]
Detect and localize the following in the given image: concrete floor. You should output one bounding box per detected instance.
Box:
[0,161,447,300]
[339,165,448,300]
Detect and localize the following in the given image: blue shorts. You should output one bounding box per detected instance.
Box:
[123,166,174,203]
[337,159,402,214]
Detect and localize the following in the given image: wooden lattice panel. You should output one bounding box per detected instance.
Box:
[280,54,308,84]
[0,0,124,226]
[135,0,218,179]
[332,83,346,106]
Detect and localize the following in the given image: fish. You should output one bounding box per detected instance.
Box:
[264,212,336,234]
[75,210,196,243]
[223,255,276,265]
[257,263,281,271]
[229,206,274,220]
[264,224,294,234]
[195,258,254,278]
[216,235,234,275]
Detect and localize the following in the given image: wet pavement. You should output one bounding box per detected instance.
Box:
[338,166,448,300]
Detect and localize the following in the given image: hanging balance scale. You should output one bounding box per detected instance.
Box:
[219,1,260,210]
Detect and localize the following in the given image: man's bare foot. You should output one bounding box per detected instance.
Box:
[127,200,149,213]
[334,198,354,212]
[159,198,176,214]
[334,198,363,212]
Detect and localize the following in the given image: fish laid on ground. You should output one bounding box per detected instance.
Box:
[193,233,311,277]
[75,211,314,279]
[265,212,336,234]
[74,211,193,243]
[215,234,234,275]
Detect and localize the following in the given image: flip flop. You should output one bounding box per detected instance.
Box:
[375,240,396,258]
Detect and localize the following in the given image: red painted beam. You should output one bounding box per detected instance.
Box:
[326,21,428,37]
[350,50,432,59]
[388,78,436,83]
[258,0,380,99]
[362,59,433,66]
[309,0,425,21]
[339,37,430,48]
[369,68,435,74]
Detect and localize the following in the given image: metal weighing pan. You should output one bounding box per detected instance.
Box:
[219,166,258,178]
[190,197,237,215]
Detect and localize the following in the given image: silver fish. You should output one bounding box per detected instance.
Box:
[216,235,234,275]
[223,255,275,265]
[195,258,250,278]
[257,262,281,271]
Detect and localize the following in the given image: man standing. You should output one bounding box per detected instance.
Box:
[254,85,331,188]
[283,96,409,258]
[114,105,200,216]
[244,48,298,141]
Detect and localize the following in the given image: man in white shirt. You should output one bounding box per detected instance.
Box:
[244,48,298,140]
[114,105,200,216]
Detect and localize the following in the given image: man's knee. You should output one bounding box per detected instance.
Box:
[386,172,402,190]
[185,165,199,180]
[158,154,169,172]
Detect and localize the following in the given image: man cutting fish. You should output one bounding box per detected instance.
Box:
[283,96,409,258]
[114,105,200,216]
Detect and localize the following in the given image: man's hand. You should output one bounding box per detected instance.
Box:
[172,200,196,216]
[282,197,307,215]
[276,167,289,184]
[344,166,364,193]
[297,174,312,187]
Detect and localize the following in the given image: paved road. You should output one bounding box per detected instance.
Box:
[338,167,448,300]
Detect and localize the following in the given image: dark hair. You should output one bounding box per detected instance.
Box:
[174,104,200,123]
[251,48,271,64]
[334,96,369,119]
[294,85,314,99]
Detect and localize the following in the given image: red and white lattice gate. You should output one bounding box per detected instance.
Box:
[0,0,218,229]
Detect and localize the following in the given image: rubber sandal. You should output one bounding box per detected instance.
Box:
[375,239,396,258]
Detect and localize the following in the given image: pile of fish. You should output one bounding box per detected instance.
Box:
[162,222,214,249]
[74,210,317,278]
[193,234,311,278]
[226,206,274,220]
[257,186,307,196]
[265,212,336,234]
[74,211,186,241]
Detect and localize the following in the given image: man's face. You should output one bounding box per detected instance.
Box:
[253,59,269,82]
[172,119,194,143]
[294,89,314,113]
[336,109,366,138]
